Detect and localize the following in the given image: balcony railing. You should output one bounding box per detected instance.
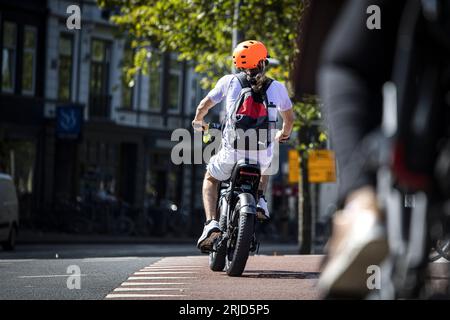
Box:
[89,94,112,119]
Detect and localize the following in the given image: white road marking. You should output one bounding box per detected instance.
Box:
[153,259,205,263]
[134,271,197,275]
[82,257,140,262]
[105,293,186,298]
[140,268,200,272]
[128,276,196,280]
[121,282,188,286]
[0,259,36,263]
[143,266,203,269]
[18,274,87,279]
[114,287,184,292]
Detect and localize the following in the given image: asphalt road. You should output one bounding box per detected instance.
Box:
[0,243,300,300]
[2,244,447,300]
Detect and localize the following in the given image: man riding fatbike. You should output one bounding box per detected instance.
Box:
[192,40,295,253]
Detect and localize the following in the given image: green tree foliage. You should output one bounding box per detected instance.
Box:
[99,0,324,154]
[292,95,327,152]
[98,0,304,89]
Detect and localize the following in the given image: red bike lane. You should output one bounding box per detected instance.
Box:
[105,254,323,300]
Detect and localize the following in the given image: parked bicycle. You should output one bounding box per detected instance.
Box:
[53,195,135,236]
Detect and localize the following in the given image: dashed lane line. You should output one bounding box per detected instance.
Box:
[114,287,185,292]
[18,274,87,278]
[127,276,196,280]
[134,271,198,275]
[121,282,188,286]
[105,294,186,299]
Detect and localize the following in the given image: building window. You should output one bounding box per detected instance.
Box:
[89,39,111,118]
[90,39,111,94]
[145,152,181,208]
[168,55,182,113]
[21,26,37,95]
[1,22,17,93]
[58,34,73,101]
[190,74,205,114]
[121,43,134,109]
[148,52,161,111]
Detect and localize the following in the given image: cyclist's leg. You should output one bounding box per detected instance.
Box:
[197,148,235,251]
[255,150,273,219]
[202,171,220,221]
[256,175,270,220]
[258,175,269,195]
[249,148,272,195]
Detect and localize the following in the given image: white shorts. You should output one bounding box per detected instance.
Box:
[207,147,274,181]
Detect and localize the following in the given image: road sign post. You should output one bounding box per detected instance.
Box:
[293,149,337,253]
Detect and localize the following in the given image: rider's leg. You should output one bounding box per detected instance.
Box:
[256,174,270,219]
[202,171,220,221]
[258,174,269,195]
[197,171,222,251]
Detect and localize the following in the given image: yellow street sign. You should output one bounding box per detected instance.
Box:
[288,149,300,184]
[307,149,336,183]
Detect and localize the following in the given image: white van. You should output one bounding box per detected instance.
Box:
[0,174,19,250]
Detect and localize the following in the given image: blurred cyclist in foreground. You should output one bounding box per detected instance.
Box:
[317,0,407,298]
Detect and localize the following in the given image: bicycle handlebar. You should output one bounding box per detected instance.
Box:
[199,122,290,144]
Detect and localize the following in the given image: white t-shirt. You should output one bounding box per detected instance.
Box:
[207,74,293,116]
[205,74,293,164]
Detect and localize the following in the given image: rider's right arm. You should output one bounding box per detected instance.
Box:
[192,75,233,126]
[193,97,215,123]
[205,75,234,104]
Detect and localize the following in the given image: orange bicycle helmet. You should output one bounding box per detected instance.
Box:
[233,40,269,69]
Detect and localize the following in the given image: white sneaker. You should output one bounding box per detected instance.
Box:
[197,220,221,252]
[256,196,270,220]
[317,209,388,298]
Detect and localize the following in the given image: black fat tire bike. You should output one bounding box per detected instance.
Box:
[209,159,261,277]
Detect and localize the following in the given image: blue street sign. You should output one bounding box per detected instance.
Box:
[56,105,83,140]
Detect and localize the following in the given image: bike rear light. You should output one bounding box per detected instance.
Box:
[392,141,430,191]
[239,170,259,177]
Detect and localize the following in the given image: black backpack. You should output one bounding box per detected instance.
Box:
[223,72,276,151]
